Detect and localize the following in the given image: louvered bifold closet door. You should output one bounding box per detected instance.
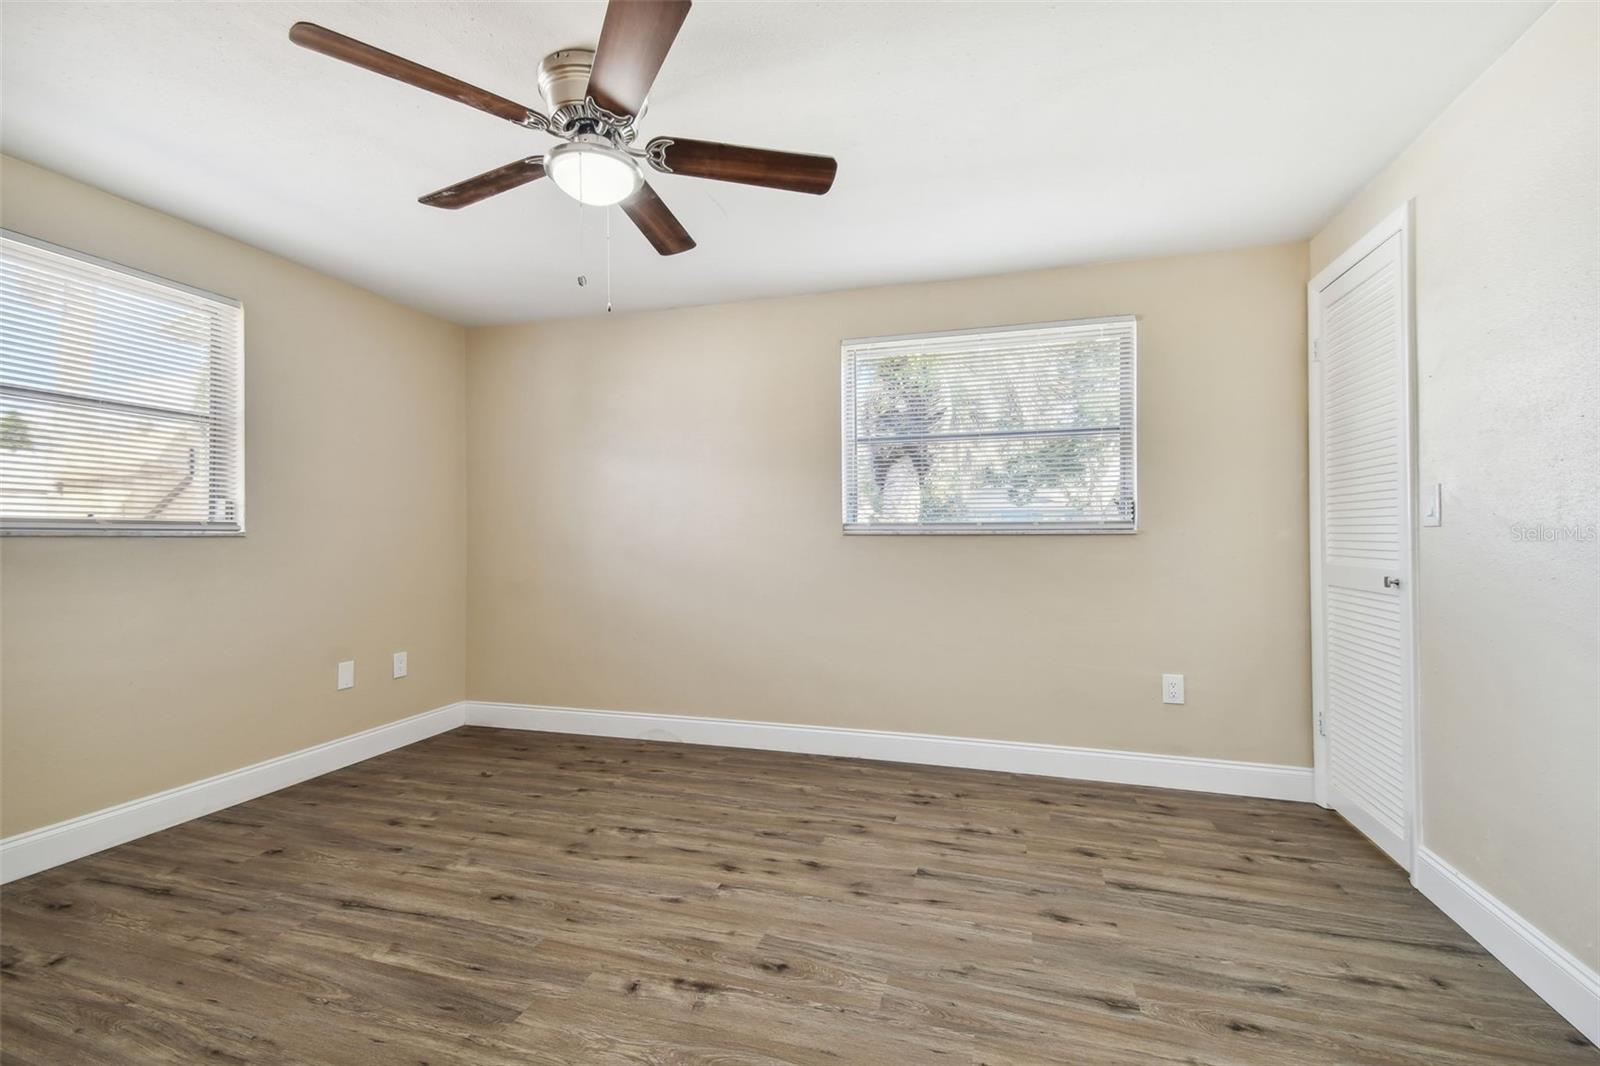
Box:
[0,231,243,534]
[1316,231,1413,868]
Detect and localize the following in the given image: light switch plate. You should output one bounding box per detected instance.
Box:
[393,651,408,679]
[1422,482,1442,527]
[337,660,355,690]
[1162,673,1185,705]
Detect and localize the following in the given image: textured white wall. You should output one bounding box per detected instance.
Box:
[1312,1,1599,968]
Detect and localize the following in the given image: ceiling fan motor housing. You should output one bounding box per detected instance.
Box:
[537,49,592,110]
[538,48,645,134]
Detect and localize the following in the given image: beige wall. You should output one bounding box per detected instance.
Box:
[0,155,469,836]
[468,243,1312,767]
[1310,1,1598,968]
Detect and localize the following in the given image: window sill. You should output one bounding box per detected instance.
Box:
[843,525,1137,536]
[0,526,246,538]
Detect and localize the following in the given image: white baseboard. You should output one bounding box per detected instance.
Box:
[465,701,1316,803]
[0,701,467,884]
[1413,847,1600,1044]
[0,699,1309,884]
[4,698,1590,1045]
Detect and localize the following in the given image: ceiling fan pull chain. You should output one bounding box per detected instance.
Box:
[576,166,587,289]
[605,206,613,313]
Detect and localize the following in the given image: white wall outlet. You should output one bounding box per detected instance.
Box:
[1422,482,1442,527]
[337,659,355,691]
[392,651,408,679]
[1162,673,1185,705]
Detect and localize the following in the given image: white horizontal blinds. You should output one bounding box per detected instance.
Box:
[842,317,1135,532]
[0,232,243,533]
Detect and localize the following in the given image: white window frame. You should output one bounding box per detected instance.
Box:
[0,230,246,536]
[840,315,1138,535]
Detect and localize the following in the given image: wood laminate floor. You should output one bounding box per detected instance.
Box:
[1,727,1593,1065]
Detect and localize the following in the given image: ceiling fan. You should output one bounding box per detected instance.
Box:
[289,1,837,256]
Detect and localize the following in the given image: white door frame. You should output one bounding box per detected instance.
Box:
[1307,201,1422,871]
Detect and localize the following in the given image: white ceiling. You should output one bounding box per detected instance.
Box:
[1,1,1547,325]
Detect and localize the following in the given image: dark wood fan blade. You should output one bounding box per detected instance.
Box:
[645,137,836,195]
[621,182,695,255]
[419,157,546,209]
[586,0,692,118]
[289,22,547,129]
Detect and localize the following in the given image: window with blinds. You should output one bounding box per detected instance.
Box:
[842,316,1136,534]
[0,231,243,535]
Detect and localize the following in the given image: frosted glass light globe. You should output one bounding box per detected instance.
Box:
[546,138,643,207]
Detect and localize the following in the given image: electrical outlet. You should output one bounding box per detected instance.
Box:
[393,651,408,679]
[1162,673,1185,705]
[337,660,355,691]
